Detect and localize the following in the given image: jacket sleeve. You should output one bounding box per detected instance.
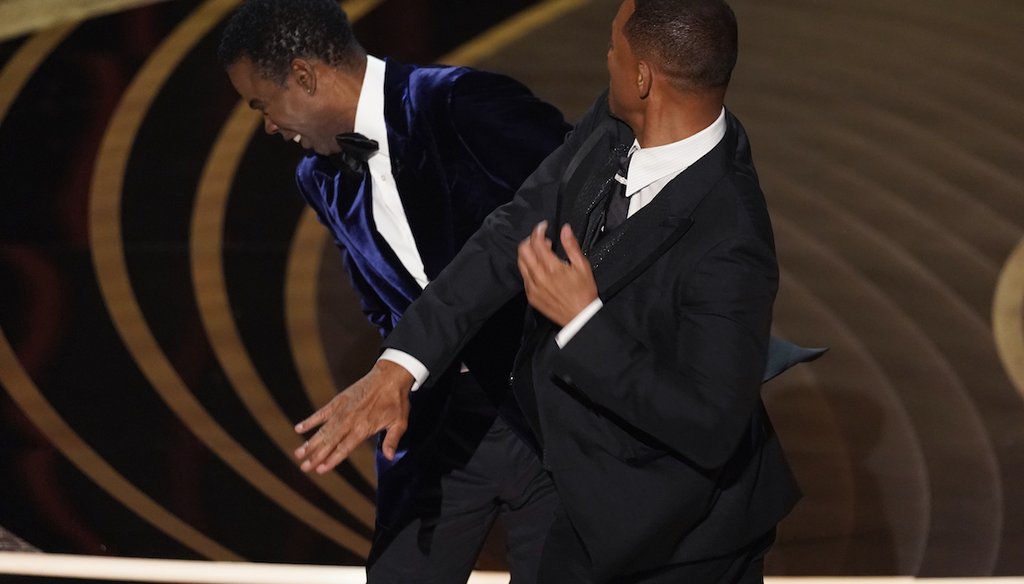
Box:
[336,243,393,337]
[295,159,393,337]
[382,91,613,383]
[446,70,571,197]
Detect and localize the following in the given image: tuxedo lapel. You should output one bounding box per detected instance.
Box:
[589,191,693,298]
[586,117,739,299]
[554,119,635,262]
[382,60,456,281]
[328,172,422,308]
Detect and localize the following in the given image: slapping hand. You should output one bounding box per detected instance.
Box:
[517,221,598,327]
[294,360,413,474]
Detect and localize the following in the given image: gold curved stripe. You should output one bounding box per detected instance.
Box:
[993,235,1024,402]
[88,0,369,556]
[336,0,384,21]
[0,23,75,117]
[283,0,591,489]
[0,22,240,561]
[0,330,241,561]
[438,0,589,66]
[0,0,167,42]
[191,100,376,529]
[285,213,347,414]
[285,211,381,488]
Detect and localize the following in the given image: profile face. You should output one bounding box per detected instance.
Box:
[607,0,640,120]
[227,57,345,156]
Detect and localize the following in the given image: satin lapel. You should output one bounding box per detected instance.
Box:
[590,121,737,299]
[554,119,628,258]
[589,191,693,299]
[383,60,456,281]
[331,172,422,306]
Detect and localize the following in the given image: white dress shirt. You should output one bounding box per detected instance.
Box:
[356,56,431,291]
[383,108,728,388]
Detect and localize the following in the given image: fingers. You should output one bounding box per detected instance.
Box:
[560,223,587,269]
[293,405,332,459]
[294,366,413,474]
[316,432,363,474]
[518,222,545,289]
[294,406,328,434]
[518,221,560,272]
[298,423,346,472]
[517,241,538,292]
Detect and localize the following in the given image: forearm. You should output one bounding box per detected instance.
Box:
[382,177,553,377]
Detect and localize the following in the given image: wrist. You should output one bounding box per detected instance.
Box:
[374,359,415,391]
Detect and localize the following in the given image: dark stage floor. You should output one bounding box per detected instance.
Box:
[1,0,1023,577]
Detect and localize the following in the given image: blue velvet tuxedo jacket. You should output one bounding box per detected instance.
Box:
[294,61,569,528]
[383,93,802,580]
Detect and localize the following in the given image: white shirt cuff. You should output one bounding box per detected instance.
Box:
[555,298,604,348]
[378,349,430,392]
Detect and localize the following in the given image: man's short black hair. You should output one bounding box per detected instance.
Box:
[217,0,363,84]
[625,0,738,91]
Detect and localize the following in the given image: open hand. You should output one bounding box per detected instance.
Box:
[517,222,598,327]
[294,360,413,474]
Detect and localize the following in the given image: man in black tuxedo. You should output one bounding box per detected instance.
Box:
[293,0,806,582]
[219,1,570,581]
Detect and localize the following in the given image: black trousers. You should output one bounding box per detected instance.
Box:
[368,374,558,584]
[538,507,776,584]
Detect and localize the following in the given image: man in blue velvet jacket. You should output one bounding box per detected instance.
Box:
[220,0,569,581]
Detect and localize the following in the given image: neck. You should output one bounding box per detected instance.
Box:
[632,88,724,148]
[321,57,367,132]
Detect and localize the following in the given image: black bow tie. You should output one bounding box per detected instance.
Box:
[330,132,379,177]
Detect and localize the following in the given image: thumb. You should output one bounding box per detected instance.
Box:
[380,421,408,461]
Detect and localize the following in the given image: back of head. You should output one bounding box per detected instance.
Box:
[217,0,363,84]
[625,0,737,93]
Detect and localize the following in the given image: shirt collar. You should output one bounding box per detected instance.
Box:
[352,55,390,158]
[624,107,727,198]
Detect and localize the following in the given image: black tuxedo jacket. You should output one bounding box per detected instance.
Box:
[384,93,801,579]
[295,60,570,528]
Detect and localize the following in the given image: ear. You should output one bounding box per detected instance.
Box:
[637,61,652,99]
[292,58,317,95]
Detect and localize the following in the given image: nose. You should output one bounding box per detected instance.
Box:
[263,116,279,135]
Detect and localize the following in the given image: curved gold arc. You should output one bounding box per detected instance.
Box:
[337,0,385,21]
[190,100,376,531]
[285,211,381,488]
[286,213,345,413]
[88,0,369,556]
[993,235,1024,402]
[0,23,239,562]
[0,0,167,41]
[0,23,75,117]
[0,331,242,561]
[438,0,589,66]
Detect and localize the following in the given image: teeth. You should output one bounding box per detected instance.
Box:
[292,134,302,143]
